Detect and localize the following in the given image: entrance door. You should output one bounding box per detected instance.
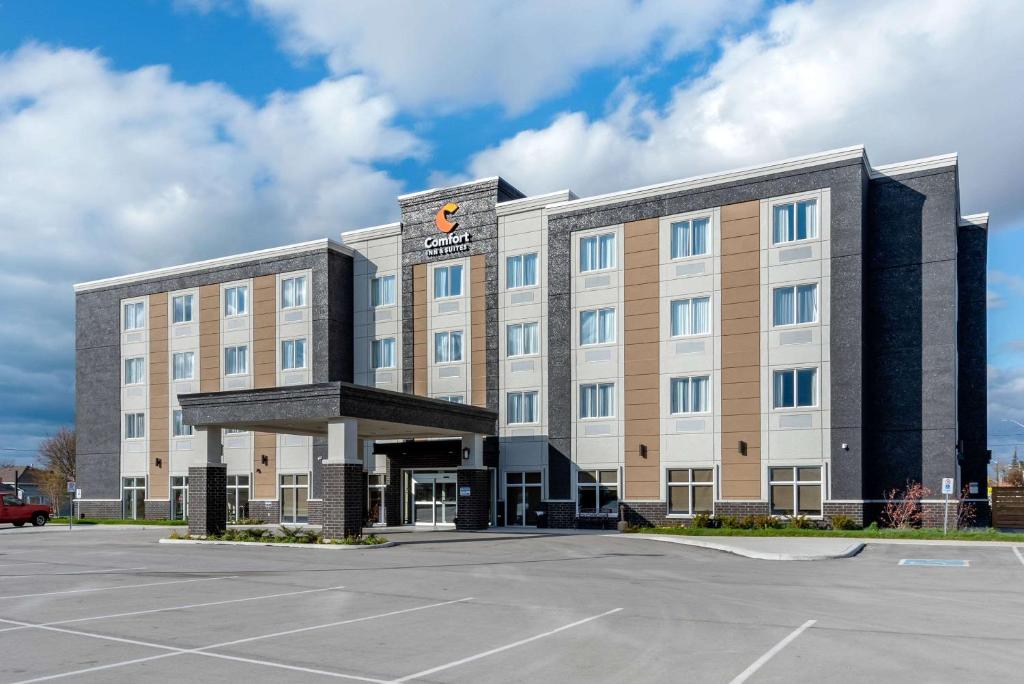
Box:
[505,472,542,526]
[366,474,385,526]
[280,474,309,524]
[410,471,457,526]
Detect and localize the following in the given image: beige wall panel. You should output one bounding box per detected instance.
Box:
[721,300,759,320]
[470,254,487,407]
[721,398,760,416]
[720,381,760,401]
[720,252,760,273]
[624,374,659,392]
[624,268,660,288]
[624,312,659,332]
[721,201,759,222]
[721,316,759,336]
[148,292,169,499]
[625,479,660,500]
[253,431,277,499]
[720,286,758,306]
[722,365,761,385]
[412,264,427,396]
[251,275,276,390]
[720,233,760,255]
[198,284,221,393]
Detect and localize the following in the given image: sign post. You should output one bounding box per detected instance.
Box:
[941,477,955,535]
[66,481,76,530]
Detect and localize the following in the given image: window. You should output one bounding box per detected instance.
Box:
[172,351,195,381]
[579,233,616,272]
[507,391,539,424]
[281,338,307,370]
[670,376,710,414]
[770,466,822,516]
[579,383,615,419]
[281,275,307,308]
[124,357,144,385]
[670,297,711,337]
[224,285,248,317]
[506,253,538,289]
[172,294,194,324]
[772,198,817,244]
[172,410,193,438]
[280,473,309,524]
[434,330,464,364]
[170,476,189,521]
[578,469,618,515]
[773,284,817,326]
[371,275,396,308]
[773,368,817,408]
[123,301,145,331]
[436,395,464,404]
[226,474,250,521]
[506,322,540,357]
[122,476,146,519]
[433,264,463,298]
[580,307,615,346]
[124,413,145,440]
[670,217,710,259]
[372,338,396,369]
[224,345,248,376]
[667,469,714,515]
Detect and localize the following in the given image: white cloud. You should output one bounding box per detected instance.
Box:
[248,0,759,113]
[0,44,423,450]
[458,0,1024,227]
[988,365,1024,458]
[988,290,1007,310]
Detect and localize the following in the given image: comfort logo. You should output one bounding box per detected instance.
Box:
[435,202,459,233]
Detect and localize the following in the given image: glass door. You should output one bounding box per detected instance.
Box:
[436,481,457,525]
[366,474,385,526]
[280,473,309,524]
[170,476,188,520]
[122,477,146,520]
[409,471,457,526]
[505,472,543,526]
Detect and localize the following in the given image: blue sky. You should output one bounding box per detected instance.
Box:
[0,0,1022,470]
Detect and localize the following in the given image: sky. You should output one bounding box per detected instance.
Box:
[0,0,1023,469]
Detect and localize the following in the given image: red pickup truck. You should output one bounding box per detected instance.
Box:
[0,493,50,527]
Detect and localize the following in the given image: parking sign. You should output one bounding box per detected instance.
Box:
[941,478,954,495]
[66,481,76,493]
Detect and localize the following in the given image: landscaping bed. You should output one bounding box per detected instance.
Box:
[51,517,185,526]
[163,526,391,548]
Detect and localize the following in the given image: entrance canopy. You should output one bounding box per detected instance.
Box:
[178,382,496,439]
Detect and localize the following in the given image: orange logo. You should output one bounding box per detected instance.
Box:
[435,202,459,233]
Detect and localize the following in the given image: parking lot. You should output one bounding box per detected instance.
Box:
[0,526,1022,683]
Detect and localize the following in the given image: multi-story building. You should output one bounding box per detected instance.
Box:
[74,145,989,532]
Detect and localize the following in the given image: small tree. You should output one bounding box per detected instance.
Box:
[1006,467,1024,487]
[956,485,977,529]
[38,427,76,514]
[881,481,931,528]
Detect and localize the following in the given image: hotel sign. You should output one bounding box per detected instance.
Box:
[425,202,472,257]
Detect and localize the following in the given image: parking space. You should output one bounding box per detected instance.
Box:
[0,528,1022,683]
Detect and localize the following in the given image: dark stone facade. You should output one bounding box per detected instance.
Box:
[322,462,363,539]
[187,464,226,536]
[144,500,170,520]
[713,501,771,518]
[822,501,866,527]
[456,469,491,530]
[77,500,122,519]
[544,501,576,529]
[248,500,280,524]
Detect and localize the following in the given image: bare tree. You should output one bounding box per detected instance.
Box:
[38,428,76,514]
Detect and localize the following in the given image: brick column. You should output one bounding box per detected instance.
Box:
[456,433,489,530]
[322,462,364,539]
[187,426,226,536]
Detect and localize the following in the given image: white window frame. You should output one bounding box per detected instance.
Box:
[772,367,818,410]
[124,413,145,440]
[171,293,195,325]
[579,382,615,420]
[669,376,710,415]
[172,351,195,381]
[371,338,396,370]
[772,283,818,327]
[371,275,397,308]
[579,307,616,346]
[769,465,823,517]
[433,264,464,299]
[123,301,145,331]
[666,468,715,516]
[506,253,539,289]
[506,322,540,357]
[281,275,308,309]
[576,469,619,516]
[506,390,539,425]
[436,394,464,404]
[224,285,248,317]
[123,357,145,386]
[281,338,307,370]
[579,232,617,273]
[669,215,711,260]
[434,330,464,364]
[670,296,712,338]
[770,197,819,245]
[224,345,249,376]
[172,409,194,438]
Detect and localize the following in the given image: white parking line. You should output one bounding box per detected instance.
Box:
[392,607,623,683]
[1013,546,1024,566]
[4,596,473,684]
[0,584,347,634]
[729,619,816,684]
[0,575,236,600]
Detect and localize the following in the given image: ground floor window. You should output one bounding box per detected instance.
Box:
[769,466,822,516]
[367,474,385,525]
[280,473,309,524]
[122,477,146,519]
[577,469,618,515]
[170,476,188,520]
[667,468,713,515]
[226,475,250,521]
[505,471,542,526]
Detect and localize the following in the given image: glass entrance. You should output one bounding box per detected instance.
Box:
[280,474,309,524]
[367,474,385,526]
[409,471,457,526]
[170,476,188,521]
[122,477,146,520]
[505,472,542,526]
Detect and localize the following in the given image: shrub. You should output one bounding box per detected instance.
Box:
[788,515,816,529]
[828,514,860,530]
[881,481,930,528]
[718,515,745,529]
[743,515,782,530]
[690,513,714,528]
[865,521,879,532]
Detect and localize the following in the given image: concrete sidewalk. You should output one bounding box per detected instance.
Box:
[614,533,866,561]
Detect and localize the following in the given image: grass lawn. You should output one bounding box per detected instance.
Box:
[50,517,185,526]
[630,526,1024,543]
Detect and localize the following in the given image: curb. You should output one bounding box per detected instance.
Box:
[612,534,865,561]
[158,538,395,550]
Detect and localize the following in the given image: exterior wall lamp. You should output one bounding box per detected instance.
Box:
[462,447,470,461]
[738,440,747,456]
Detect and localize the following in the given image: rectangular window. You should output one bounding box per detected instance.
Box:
[579,383,615,419]
[507,391,539,424]
[506,322,540,357]
[670,376,710,414]
[224,286,248,317]
[579,233,616,272]
[577,469,618,515]
[670,217,710,259]
[436,395,464,404]
[770,466,822,516]
[172,294,194,324]
[772,284,817,326]
[772,198,818,244]
[670,297,711,337]
[506,253,539,289]
[172,351,195,381]
[372,338,396,369]
[434,330,464,364]
[123,301,145,331]
[124,357,144,385]
[227,474,250,521]
[224,345,248,376]
[433,264,463,299]
[281,338,307,370]
[773,368,817,408]
[281,275,307,308]
[371,275,396,307]
[579,307,615,346]
[124,413,145,440]
[172,409,193,438]
[667,468,714,515]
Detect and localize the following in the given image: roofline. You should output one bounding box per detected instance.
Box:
[869,153,958,179]
[339,221,402,242]
[959,212,990,228]
[495,189,576,216]
[73,238,350,293]
[545,145,867,215]
[397,176,501,201]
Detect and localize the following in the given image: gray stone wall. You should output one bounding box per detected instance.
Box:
[248,500,280,524]
[187,463,227,536]
[456,469,491,530]
[77,500,122,519]
[957,222,989,491]
[322,462,364,539]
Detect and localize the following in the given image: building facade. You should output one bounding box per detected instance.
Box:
[74,145,989,529]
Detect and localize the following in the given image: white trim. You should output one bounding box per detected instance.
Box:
[959,212,990,228]
[339,221,402,241]
[74,239,349,293]
[869,153,957,179]
[398,176,500,201]
[495,189,576,216]
[547,146,867,215]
